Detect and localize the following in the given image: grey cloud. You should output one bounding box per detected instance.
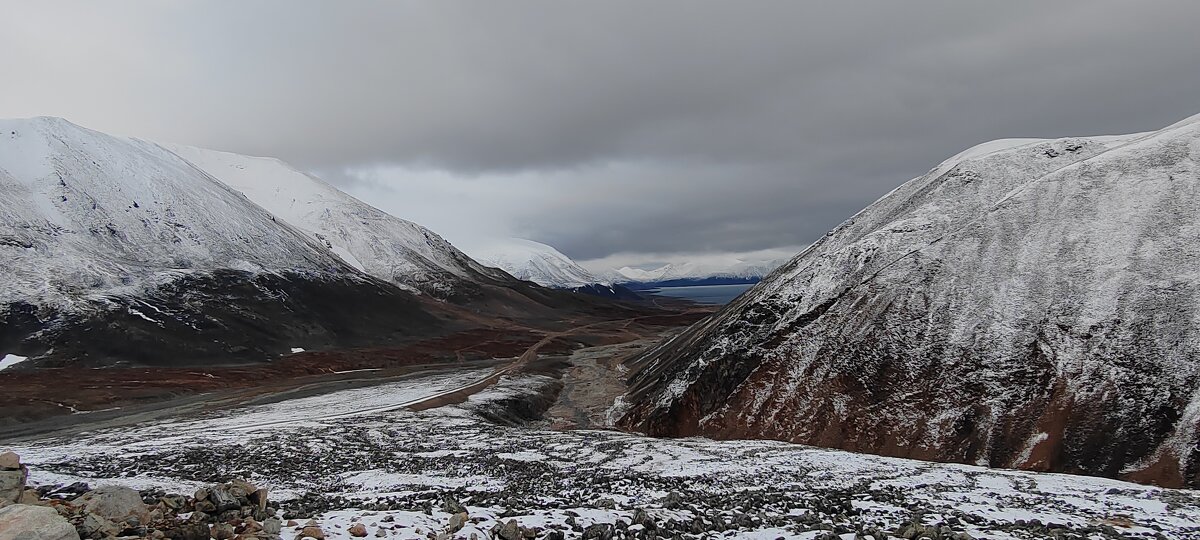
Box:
[2,1,1199,263]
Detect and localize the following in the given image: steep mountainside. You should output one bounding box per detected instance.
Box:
[470,238,605,289]
[0,118,351,309]
[619,114,1200,488]
[0,117,447,366]
[164,144,509,297]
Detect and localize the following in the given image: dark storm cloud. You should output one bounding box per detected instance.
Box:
[3,1,1200,263]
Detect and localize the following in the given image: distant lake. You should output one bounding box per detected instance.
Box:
[646,283,755,305]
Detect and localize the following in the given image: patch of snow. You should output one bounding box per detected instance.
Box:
[9,366,1199,539]
[0,353,29,371]
[495,451,548,462]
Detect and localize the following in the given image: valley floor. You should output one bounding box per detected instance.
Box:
[5,340,1199,540]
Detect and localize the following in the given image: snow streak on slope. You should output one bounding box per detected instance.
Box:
[621,113,1200,488]
[0,117,352,311]
[163,144,497,295]
[470,238,606,288]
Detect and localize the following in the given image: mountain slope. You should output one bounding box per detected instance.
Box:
[0,117,445,367]
[470,238,605,289]
[162,144,509,297]
[619,113,1200,488]
[0,117,353,309]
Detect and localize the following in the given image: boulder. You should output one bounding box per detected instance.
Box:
[0,453,19,471]
[299,525,325,539]
[0,470,25,504]
[72,486,150,523]
[251,487,269,511]
[348,523,368,537]
[206,484,245,512]
[496,519,521,540]
[79,512,119,538]
[16,491,37,505]
[169,522,210,540]
[210,522,235,540]
[440,496,467,515]
[0,504,80,540]
[262,516,282,534]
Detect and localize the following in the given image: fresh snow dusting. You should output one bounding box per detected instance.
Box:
[0,117,354,311]
[8,370,1199,539]
[469,237,606,288]
[163,143,496,295]
[0,353,28,371]
[622,113,1200,486]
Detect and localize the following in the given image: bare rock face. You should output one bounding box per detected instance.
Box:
[619,113,1200,488]
[0,504,80,540]
[72,485,150,524]
[0,452,25,504]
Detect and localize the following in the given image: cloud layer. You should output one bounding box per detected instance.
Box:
[3,1,1199,266]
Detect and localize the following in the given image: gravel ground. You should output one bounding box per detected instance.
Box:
[6,367,1200,540]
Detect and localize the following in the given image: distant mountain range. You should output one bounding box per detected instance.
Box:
[468,238,641,300]
[470,238,606,289]
[607,258,785,288]
[467,237,785,295]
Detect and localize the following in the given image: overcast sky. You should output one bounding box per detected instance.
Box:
[3,1,1199,270]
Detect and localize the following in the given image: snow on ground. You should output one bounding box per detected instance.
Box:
[0,353,28,371]
[6,369,1199,539]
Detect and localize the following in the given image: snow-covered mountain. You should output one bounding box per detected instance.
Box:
[0,117,356,311]
[0,117,452,366]
[0,117,627,368]
[620,113,1200,488]
[612,258,785,284]
[469,238,606,289]
[163,144,505,296]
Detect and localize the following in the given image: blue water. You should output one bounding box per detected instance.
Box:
[646,283,755,305]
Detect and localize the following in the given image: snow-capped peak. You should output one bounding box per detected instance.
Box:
[161,143,491,295]
[613,258,785,283]
[468,238,606,289]
[0,116,352,310]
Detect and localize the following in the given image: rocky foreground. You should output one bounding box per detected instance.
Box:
[3,369,1199,540]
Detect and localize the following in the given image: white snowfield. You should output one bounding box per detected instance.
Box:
[470,237,607,288]
[9,370,1200,540]
[164,144,498,295]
